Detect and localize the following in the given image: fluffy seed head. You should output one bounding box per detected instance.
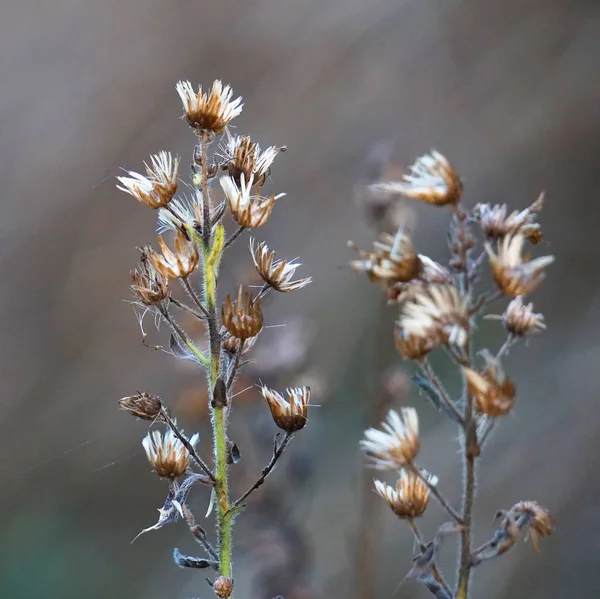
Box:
[222,287,263,340]
[142,427,199,479]
[349,228,421,284]
[220,133,280,187]
[510,501,554,552]
[220,174,280,228]
[399,284,470,352]
[119,392,163,421]
[250,238,312,292]
[474,193,544,244]
[498,296,546,336]
[374,470,437,519]
[176,80,243,133]
[360,408,420,469]
[117,151,179,209]
[213,576,234,598]
[371,151,462,206]
[261,385,310,433]
[130,246,169,305]
[485,234,554,296]
[464,351,515,417]
[148,231,200,280]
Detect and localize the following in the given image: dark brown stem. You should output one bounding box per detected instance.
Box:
[408,463,462,524]
[182,277,210,318]
[161,407,215,483]
[169,296,206,321]
[181,503,219,561]
[229,432,294,511]
[226,339,245,390]
[223,225,246,250]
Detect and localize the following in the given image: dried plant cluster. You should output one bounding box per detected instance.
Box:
[351,152,554,599]
[117,80,311,598]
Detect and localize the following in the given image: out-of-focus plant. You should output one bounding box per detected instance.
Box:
[351,151,554,599]
[116,80,311,599]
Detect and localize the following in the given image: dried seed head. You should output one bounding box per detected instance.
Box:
[399,284,470,352]
[221,326,258,355]
[250,238,312,292]
[148,231,200,280]
[176,80,243,133]
[417,255,453,284]
[371,151,462,206]
[474,194,544,244]
[222,287,263,340]
[220,174,282,228]
[220,133,280,187]
[142,427,199,479]
[117,151,179,209]
[213,576,234,598]
[261,385,310,433]
[349,227,420,284]
[157,193,203,235]
[485,234,554,297]
[463,351,515,417]
[119,392,163,421]
[130,246,169,305]
[360,408,420,469]
[497,296,546,336]
[374,470,437,519]
[394,322,437,360]
[510,501,554,551]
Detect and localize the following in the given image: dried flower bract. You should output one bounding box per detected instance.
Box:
[374,470,438,519]
[220,174,281,228]
[148,231,200,280]
[250,238,312,292]
[361,408,420,469]
[142,427,199,479]
[176,80,243,133]
[213,576,234,598]
[222,287,263,339]
[492,295,546,336]
[474,194,544,244]
[510,501,554,551]
[371,151,462,206]
[220,134,279,187]
[464,351,515,417]
[119,392,163,421]
[486,234,554,296]
[261,385,310,433]
[130,247,169,305]
[117,151,179,209]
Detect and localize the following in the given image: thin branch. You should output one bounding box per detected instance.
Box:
[169,296,206,321]
[161,407,215,483]
[182,276,210,318]
[496,334,518,360]
[223,225,246,250]
[180,503,219,561]
[230,432,294,511]
[159,306,209,367]
[420,359,464,425]
[226,339,245,390]
[408,464,462,524]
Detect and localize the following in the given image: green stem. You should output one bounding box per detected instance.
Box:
[198,130,233,582]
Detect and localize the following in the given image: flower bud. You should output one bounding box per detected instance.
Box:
[213,576,234,598]
[119,392,163,421]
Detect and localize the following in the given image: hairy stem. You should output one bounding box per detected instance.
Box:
[408,463,462,524]
[421,359,464,424]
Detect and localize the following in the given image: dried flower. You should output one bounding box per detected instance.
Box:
[220,174,283,228]
[374,470,438,519]
[176,80,243,133]
[142,427,199,479]
[394,322,437,360]
[130,246,169,305]
[222,287,263,339]
[250,238,312,292]
[488,295,546,336]
[399,284,470,351]
[117,152,179,209]
[261,385,310,433]
[349,228,420,283]
[463,351,515,417]
[157,194,203,234]
[221,326,258,355]
[119,392,163,421]
[371,151,462,206]
[417,255,453,284]
[485,234,554,297]
[148,231,200,280]
[213,576,234,598]
[220,133,280,187]
[510,501,554,551]
[474,194,544,244]
[360,408,420,469]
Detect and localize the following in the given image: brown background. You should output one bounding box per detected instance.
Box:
[1,0,599,598]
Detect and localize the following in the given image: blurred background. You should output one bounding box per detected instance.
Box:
[1,0,599,597]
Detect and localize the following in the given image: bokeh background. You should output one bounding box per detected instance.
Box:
[2,0,599,597]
